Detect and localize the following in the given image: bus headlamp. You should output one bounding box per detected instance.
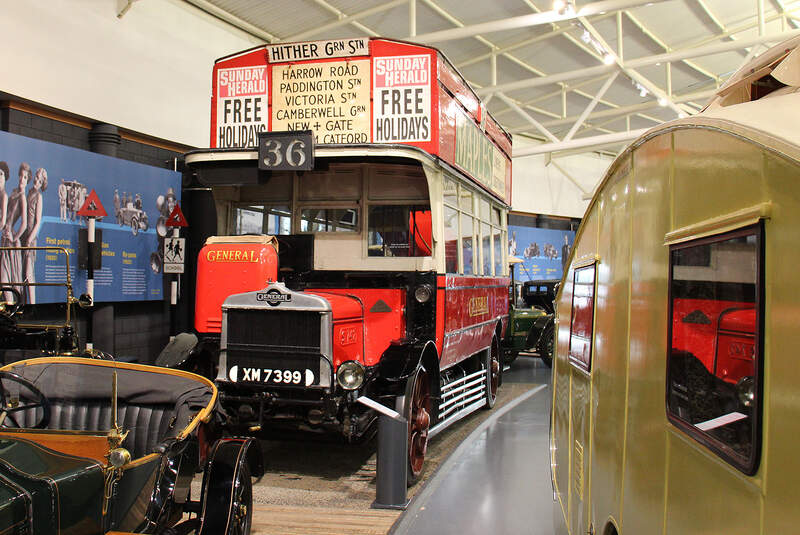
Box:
[336,361,365,390]
[414,284,433,303]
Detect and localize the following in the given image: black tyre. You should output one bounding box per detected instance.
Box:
[131,216,139,236]
[484,335,501,409]
[538,323,554,368]
[227,461,253,535]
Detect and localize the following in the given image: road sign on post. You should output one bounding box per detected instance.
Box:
[77,189,107,218]
[76,189,106,352]
[163,237,186,274]
[165,204,188,227]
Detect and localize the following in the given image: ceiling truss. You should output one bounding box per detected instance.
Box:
[182,0,800,157]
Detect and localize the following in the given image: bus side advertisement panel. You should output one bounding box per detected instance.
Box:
[370,40,438,156]
[211,47,270,149]
[438,91,457,164]
[441,275,509,368]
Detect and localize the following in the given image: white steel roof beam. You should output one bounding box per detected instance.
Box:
[579,17,684,116]
[410,0,673,43]
[513,129,650,158]
[624,10,722,82]
[409,0,416,37]
[456,13,617,69]
[770,0,800,28]
[506,86,716,132]
[181,0,280,42]
[497,93,560,143]
[477,28,800,96]
[292,0,383,40]
[563,72,620,141]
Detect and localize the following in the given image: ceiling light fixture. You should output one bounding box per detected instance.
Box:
[554,0,575,15]
[658,97,668,106]
[603,53,615,65]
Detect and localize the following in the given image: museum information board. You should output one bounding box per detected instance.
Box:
[0,130,181,303]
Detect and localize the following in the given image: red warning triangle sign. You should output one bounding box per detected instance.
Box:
[76,189,107,218]
[165,204,188,227]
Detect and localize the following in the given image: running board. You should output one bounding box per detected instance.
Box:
[429,368,488,439]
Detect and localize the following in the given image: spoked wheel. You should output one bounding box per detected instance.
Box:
[228,461,252,535]
[484,335,501,409]
[402,366,431,484]
[538,324,554,368]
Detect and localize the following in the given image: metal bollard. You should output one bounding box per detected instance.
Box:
[357,396,410,510]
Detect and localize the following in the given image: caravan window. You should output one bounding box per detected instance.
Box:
[667,225,762,474]
[568,263,596,372]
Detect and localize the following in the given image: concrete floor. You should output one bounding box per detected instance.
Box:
[392,355,558,535]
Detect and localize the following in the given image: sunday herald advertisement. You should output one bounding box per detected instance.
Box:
[372,54,432,143]
[216,65,269,148]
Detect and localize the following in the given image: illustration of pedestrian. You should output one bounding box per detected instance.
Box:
[58,179,68,221]
[1,163,30,302]
[173,240,182,261]
[21,168,47,304]
[561,234,571,269]
[114,189,121,224]
[166,239,175,260]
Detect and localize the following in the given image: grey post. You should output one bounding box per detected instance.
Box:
[357,396,410,510]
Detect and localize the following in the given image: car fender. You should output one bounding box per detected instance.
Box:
[197,438,263,535]
[155,333,218,379]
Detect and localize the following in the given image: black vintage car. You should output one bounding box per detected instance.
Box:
[0,357,263,535]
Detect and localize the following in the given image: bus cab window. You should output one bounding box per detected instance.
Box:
[368,205,432,257]
[300,208,358,232]
[233,205,291,235]
[667,226,761,473]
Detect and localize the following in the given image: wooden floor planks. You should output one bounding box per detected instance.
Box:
[252,505,401,535]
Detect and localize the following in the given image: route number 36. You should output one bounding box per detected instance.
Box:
[257,130,315,171]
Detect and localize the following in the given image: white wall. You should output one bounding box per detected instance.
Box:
[0,0,259,148]
[511,141,614,218]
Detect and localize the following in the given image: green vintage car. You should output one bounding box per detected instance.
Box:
[503,260,556,367]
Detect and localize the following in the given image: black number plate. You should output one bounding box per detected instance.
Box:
[226,351,319,386]
[258,130,315,171]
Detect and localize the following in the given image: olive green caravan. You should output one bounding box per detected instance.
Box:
[550,36,800,535]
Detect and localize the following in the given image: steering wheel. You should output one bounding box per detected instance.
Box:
[0,371,50,429]
[0,287,22,318]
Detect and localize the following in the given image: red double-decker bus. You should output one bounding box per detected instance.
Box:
[176,37,512,480]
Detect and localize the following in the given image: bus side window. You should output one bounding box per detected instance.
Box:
[568,263,596,372]
[444,205,459,273]
[667,225,762,474]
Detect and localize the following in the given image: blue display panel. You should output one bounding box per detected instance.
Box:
[508,225,575,281]
[0,131,180,303]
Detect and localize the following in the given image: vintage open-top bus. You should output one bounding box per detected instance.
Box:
[162,37,512,480]
[550,36,800,534]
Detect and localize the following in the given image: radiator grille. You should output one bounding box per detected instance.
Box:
[226,309,321,351]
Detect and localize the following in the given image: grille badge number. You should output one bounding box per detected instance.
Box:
[228,364,316,386]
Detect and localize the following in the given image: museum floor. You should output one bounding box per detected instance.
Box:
[392,356,557,535]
